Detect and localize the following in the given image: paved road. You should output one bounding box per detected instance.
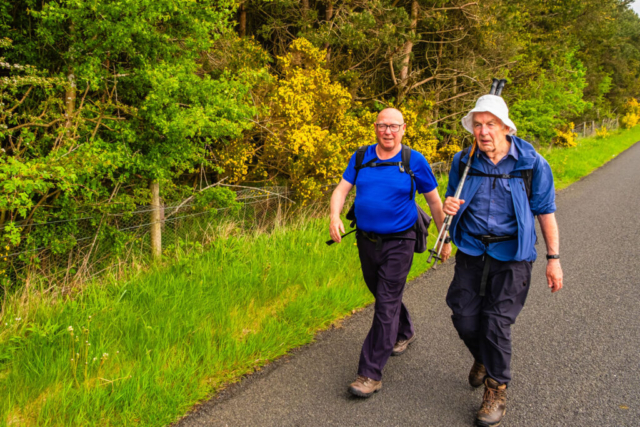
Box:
[178,143,640,427]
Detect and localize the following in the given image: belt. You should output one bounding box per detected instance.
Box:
[359,228,415,251]
[469,233,517,245]
[469,234,517,297]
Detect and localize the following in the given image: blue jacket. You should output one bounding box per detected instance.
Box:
[446,136,556,262]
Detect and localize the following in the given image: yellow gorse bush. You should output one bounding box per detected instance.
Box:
[621,98,640,129]
[260,38,374,202]
[554,122,577,147]
[213,38,450,202]
[399,99,439,162]
[596,126,610,139]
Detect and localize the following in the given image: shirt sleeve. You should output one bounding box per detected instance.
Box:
[445,151,462,198]
[411,151,438,194]
[342,151,358,185]
[529,154,557,216]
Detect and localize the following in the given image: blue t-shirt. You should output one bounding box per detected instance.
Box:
[342,145,438,234]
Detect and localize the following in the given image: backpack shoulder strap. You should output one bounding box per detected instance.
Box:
[458,145,533,199]
[520,169,533,200]
[401,145,415,200]
[353,145,368,184]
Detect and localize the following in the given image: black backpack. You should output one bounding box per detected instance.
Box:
[458,146,533,200]
[333,144,431,253]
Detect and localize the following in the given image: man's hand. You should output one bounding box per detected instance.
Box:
[546,259,563,293]
[329,179,354,243]
[329,217,346,243]
[538,213,563,293]
[438,241,452,263]
[443,197,465,216]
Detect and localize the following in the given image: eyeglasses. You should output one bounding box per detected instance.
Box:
[375,123,404,132]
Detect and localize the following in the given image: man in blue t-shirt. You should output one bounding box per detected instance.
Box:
[329,108,451,398]
[443,95,563,427]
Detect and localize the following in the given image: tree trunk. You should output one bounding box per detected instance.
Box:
[324,0,334,61]
[65,23,76,136]
[239,3,246,37]
[398,0,418,100]
[150,181,162,260]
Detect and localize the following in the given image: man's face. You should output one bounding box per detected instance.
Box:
[374,109,406,152]
[472,111,510,154]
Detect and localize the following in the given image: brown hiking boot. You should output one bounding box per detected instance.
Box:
[468,360,487,388]
[476,377,507,427]
[391,333,417,356]
[348,375,382,398]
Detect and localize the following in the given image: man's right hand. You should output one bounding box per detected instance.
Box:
[329,217,346,243]
[443,197,465,216]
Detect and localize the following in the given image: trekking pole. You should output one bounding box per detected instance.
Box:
[426,140,477,267]
[426,78,504,267]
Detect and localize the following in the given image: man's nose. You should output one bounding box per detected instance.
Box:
[384,126,393,134]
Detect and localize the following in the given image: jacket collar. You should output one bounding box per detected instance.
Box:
[461,135,536,171]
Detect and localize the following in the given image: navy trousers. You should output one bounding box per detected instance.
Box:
[356,230,416,381]
[446,250,532,384]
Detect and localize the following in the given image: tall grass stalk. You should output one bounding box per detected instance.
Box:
[1,128,639,425]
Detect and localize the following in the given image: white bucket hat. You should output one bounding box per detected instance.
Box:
[461,95,517,136]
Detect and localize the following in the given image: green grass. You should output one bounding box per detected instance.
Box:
[0,221,375,425]
[1,127,639,426]
[540,126,640,190]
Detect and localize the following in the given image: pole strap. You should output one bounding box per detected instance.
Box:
[325,229,357,246]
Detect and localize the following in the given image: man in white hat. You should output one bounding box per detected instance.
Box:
[443,94,563,426]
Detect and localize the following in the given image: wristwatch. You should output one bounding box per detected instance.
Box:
[546,254,560,260]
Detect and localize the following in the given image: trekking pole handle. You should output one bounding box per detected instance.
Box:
[427,217,452,265]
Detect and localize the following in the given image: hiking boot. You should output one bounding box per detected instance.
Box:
[348,375,382,398]
[468,360,487,388]
[391,333,417,356]
[476,377,507,427]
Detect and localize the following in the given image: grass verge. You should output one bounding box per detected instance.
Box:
[540,126,640,190]
[1,127,638,426]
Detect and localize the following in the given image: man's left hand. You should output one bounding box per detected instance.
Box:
[546,260,563,293]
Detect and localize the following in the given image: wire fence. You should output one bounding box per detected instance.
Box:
[0,116,618,294]
[0,186,301,293]
[574,116,619,137]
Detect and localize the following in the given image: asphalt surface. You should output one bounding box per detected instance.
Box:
[177,143,640,427]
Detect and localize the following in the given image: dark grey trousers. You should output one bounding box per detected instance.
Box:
[356,230,416,381]
[446,250,532,384]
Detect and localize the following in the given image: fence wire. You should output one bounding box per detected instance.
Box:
[574,117,619,138]
[0,186,296,291]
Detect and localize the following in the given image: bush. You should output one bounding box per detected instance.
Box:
[620,113,638,129]
[596,126,610,139]
[554,125,577,148]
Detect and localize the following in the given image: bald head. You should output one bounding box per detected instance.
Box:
[377,108,404,123]
[374,108,406,156]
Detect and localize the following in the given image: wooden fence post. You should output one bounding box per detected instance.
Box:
[150,181,162,260]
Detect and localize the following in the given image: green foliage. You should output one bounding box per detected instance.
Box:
[1,0,640,285]
[541,125,640,190]
[1,1,268,274]
[510,52,591,144]
[2,124,639,424]
[0,218,371,425]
